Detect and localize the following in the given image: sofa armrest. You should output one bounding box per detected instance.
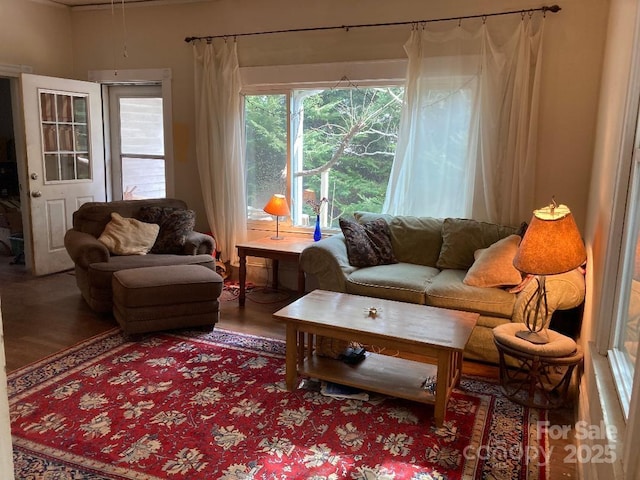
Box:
[512,268,586,325]
[299,234,358,292]
[64,229,110,268]
[183,231,215,255]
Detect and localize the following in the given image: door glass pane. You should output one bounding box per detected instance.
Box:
[42,124,58,151]
[57,95,72,122]
[76,155,90,180]
[75,124,88,152]
[74,97,87,123]
[44,154,59,181]
[40,93,56,122]
[58,125,73,151]
[60,154,75,181]
[39,91,91,183]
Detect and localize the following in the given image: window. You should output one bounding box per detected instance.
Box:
[108,85,165,200]
[610,149,640,418]
[244,86,404,229]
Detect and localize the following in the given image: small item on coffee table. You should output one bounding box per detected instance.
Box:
[339,346,367,364]
[365,306,381,318]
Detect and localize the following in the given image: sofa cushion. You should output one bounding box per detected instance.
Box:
[340,216,397,267]
[388,216,444,267]
[436,218,518,270]
[88,254,215,290]
[426,269,515,318]
[353,211,395,224]
[354,212,444,267]
[463,234,522,288]
[346,263,439,304]
[137,206,196,254]
[97,213,160,255]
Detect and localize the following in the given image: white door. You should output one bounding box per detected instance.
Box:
[21,73,106,276]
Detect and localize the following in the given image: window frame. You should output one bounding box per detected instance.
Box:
[88,68,174,200]
[240,60,407,234]
[608,123,640,418]
[107,85,165,200]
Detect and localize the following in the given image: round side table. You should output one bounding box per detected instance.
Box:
[493,323,583,409]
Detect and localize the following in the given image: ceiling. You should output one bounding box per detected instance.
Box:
[49,0,204,8]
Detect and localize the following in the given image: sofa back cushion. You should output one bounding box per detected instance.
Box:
[388,216,443,267]
[72,199,187,238]
[436,218,518,270]
[354,212,443,267]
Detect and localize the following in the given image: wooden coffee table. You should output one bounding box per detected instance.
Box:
[273,290,478,427]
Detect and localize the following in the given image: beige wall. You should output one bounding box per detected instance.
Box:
[69,0,608,233]
[0,0,74,78]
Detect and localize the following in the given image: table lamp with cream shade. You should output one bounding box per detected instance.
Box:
[512,200,587,344]
[263,194,290,240]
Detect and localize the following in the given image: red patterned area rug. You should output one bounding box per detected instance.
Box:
[10,328,548,479]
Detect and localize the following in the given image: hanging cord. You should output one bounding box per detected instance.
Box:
[121,0,129,58]
[110,0,129,74]
[185,4,560,43]
[110,0,117,75]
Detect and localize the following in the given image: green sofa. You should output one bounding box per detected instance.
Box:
[299,212,586,364]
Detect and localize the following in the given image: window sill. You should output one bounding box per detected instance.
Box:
[247,220,339,238]
[578,342,625,478]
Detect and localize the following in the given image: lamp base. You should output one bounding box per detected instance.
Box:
[270,235,285,240]
[516,329,549,345]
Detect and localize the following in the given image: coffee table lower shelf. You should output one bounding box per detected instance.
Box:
[299,352,438,404]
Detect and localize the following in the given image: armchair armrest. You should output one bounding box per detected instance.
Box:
[299,234,358,292]
[512,268,586,325]
[64,229,110,268]
[183,231,215,255]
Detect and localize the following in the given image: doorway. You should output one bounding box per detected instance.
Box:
[0,78,23,268]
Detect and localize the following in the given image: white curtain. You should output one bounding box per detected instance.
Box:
[193,40,247,265]
[383,18,545,225]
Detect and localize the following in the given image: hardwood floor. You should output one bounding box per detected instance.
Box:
[0,255,577,477]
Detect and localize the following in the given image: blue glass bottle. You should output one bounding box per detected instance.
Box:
[313,215,322,241]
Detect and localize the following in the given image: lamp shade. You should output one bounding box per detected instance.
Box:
[263,194,290,217]
[513,203,586,275]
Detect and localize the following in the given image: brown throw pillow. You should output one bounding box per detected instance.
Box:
[463,234,523,288]
[339,216,397,267]
[137,206,196,254]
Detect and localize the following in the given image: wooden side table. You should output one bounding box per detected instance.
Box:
[236,236,314,307]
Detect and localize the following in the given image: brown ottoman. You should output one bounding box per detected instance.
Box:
[112,264,223,337]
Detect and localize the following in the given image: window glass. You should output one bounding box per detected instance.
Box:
[116,95,165,199]
[244,86,404,227]
[119,97,164,156]
[610,157,640,418]
[245,94,287,221]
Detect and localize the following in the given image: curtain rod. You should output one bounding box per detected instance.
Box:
[184,4,560,43]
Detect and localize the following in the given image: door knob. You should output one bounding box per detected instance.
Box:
[31,190,42,198]
[30,173,38,180]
